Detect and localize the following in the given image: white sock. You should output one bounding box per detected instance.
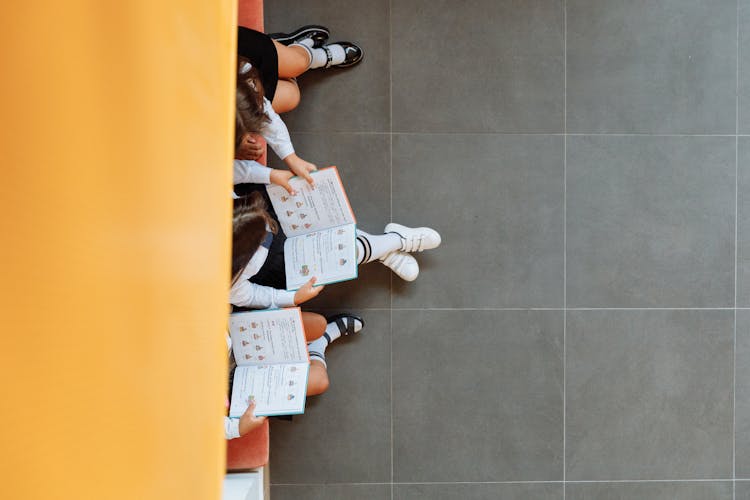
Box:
[307,336,328,368]
[293,43,346,69]
[356,230,403,264]
[307,317,364,366]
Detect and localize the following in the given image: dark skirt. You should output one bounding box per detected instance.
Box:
[233,183,287,291]
[237,27,279,102]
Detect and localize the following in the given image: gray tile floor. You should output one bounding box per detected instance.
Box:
[265,0,750,498]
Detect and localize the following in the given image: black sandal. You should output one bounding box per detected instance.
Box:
[321,42,364,69]
[325,313,365,339]
[269,25,329,47]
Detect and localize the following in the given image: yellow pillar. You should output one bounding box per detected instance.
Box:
[0,1,236,498]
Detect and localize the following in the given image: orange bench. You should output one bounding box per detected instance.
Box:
[226,0,270,472]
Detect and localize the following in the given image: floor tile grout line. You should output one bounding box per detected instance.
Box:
[289,131,747,137]
[736,2,740,498]
[563,0,567,494]
[389,0,394,496]
[311,307,742,312]
[271,478,741,487]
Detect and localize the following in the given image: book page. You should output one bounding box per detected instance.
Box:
[284,223,358,290]
[230,308,308,366]
[266,166,355,237]
[229,362,309,417]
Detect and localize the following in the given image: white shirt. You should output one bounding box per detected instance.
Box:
[229,241,296,309]
[261,97,294,160]
[239,61,295,161]
[233,159,273,199]
[225,416,241,439]
[229,167,296,309]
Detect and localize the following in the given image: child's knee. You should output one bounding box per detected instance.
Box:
[287,81,301,110]
[308,369,330,396]
[316,376,330,395]
[282,80,301,112]
[302,312,327,341]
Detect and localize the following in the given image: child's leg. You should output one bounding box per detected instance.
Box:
[306,314,365,396]
[355,225,442,282]
[275,41,311,79]
[271,79,301,114]
[355,225,441,264]
[302,312,326,342]
[307,360,330,396]
[278,38,362,75]
[355,230,402,264]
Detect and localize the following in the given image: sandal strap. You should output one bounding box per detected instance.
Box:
[323,45,334,68]
[335,317,348,336]
[334,316,358,336]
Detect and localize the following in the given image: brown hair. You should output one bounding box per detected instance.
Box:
[232,191,278,283]
[235,56,270,151]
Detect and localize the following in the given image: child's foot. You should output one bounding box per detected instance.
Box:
[385,223,441,253]
[380,251,419,281]
[323,42,363,68]
[308,314,365,367]
[324,313,365,341]
[301,42,364,69]
[269,25,329,47]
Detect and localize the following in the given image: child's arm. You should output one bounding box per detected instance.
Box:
[230,279,297,309]
[234,159,296,195]
[239,401,266,436]
[230,277,324,309]
[261,98,294,160]
[234,159,272,185]
[261,98,316,185]
[224,416,241,439]
[224,402,266,440]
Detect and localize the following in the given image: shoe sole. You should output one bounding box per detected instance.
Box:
[268,25,330,45]
[380,252,419,281]
[336,51,364,68]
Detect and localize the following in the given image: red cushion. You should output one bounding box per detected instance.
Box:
[226,419,269,470]
[237,0,268,166]
[228,0,270,471]
[238,0,263,31]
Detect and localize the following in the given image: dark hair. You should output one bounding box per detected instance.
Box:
[235,57,270,150]
[232,192,278,283]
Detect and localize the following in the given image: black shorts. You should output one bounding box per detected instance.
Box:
[237,27,279,102]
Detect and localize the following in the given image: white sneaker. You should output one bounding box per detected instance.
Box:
[385,223,441,253]
[380,251,419,281]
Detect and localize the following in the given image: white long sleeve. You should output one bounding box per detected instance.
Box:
[230,279,296,310]
[225,417,241,440]
[233,159,272,185]
[261,98,295,160]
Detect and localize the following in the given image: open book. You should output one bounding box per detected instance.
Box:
[266,166,357,290]
[229,308,309,418]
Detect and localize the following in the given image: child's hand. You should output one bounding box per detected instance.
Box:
[236,134,264,161]
[269,169,297,195]
[238,401,266,436]
[294,277,325,304]
[284,154,317,186]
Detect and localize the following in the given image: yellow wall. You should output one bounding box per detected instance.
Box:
[0,1,236,498]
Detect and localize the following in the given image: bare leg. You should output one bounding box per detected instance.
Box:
[306,360,330,396]
[275,40,310,79]
[302,311,326,342]
[272,79,301,114]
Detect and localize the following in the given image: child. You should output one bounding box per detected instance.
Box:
[224,310,363,439]
[238,25,362,115]
[230,181,441,310]
[235,26,363,179]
